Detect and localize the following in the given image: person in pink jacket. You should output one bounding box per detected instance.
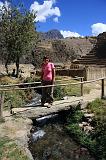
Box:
[41,56,55,107]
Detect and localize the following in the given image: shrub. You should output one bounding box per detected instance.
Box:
[53,86,65,100]
[4,90,27,109]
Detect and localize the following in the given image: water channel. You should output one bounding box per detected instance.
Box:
[28,105,95,160]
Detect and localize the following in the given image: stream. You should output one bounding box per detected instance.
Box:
[28,107,95,160]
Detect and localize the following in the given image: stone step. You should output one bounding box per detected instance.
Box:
[76,59,99,63]
[81,55,96,59]
[74,58,106,64]
[78,58,99,61]
[82,53,95,57]
[73,61,103,65]
[73,60,106,65]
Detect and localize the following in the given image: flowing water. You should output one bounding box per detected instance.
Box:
[28,112,95,160]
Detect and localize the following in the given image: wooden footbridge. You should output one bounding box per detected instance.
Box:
[0,77,106,119]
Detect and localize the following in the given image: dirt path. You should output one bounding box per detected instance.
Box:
[0,112,33,159]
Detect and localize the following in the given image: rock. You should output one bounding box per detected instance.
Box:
[82,122,88,126]
[61,96,69,100]
[84,125,94,133]
[80,102,88,109]
[84,113,94,118]
[87,118,92,122]
[79,123,83,128]
[80,147,88,152]
[80,147,88,155]
[81,109,88,113]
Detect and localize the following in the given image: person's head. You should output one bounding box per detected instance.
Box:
[43,56,50,64]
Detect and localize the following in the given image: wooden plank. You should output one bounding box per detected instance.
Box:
[101,79,104,99]
[0,92,4,118]
[0,76,84,88]
[81,77,84,96]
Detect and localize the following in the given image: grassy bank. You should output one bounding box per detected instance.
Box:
[66,98,106,160]
[0,137,29,160]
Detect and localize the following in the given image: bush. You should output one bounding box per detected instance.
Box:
[23,76,40,83]
[4,90,27,109]
[53,86,65,100]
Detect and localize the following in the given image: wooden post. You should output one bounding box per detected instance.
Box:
[0,92,4,118]
[81,77,83,96]
[101,79,104,99]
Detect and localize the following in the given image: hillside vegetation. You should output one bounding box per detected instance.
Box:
[31,36,96,67]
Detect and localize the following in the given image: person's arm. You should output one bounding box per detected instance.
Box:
[41,64,44,82]
[41,70,44,81]
[52,67,55,84]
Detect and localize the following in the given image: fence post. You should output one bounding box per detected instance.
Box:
[81,77,83,96]
[101,79,104,99]
[0,92,5,119]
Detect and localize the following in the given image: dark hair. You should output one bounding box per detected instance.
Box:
[43,56,49,61]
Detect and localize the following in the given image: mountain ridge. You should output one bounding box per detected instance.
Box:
[39,29,64,40]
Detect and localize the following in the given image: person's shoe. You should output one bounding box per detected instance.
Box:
[41,103,44,107]
[47,103,53,108]
[50,102,53,105]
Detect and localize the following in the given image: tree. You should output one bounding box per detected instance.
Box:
[0,2,38,77]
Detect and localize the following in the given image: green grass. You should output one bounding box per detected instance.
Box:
[0,137,29,160]
[87,98,106,117]
[66,99,106,159]
[54,76,90,99]
[4,90,27,109]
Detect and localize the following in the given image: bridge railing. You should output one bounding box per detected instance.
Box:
[0,76,106,118]
[0,76,83,88]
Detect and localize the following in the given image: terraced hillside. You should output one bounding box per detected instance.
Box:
[73,32,106,66]
[0,33,96,68]
[31,36,96,67]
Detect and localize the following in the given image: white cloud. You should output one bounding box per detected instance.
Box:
[0,1,10,12]
[30,0,61,22]
[0,1,10,21]
[0,1,4,9]
[0,1,4,10]
[91,23,106,36]
[53,17,58,22]
[60,30,82,38]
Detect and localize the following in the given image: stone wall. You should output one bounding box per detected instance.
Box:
[55,66,106,81]
[86,66,106,80]
[56,69,87,80]
[20,65,106,81]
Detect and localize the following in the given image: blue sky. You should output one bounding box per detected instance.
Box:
[0,0,106,37]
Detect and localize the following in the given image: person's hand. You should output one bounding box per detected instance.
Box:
[41,79,43,84]
[52,80,55,85]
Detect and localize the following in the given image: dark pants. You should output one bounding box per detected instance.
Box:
[41,80,54,104]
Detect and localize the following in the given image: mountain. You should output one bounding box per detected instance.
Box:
[18,29,97,67]
[30,36,96,67]
[39,29,64,40]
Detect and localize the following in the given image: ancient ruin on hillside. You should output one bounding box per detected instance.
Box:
[72,32,106,80]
